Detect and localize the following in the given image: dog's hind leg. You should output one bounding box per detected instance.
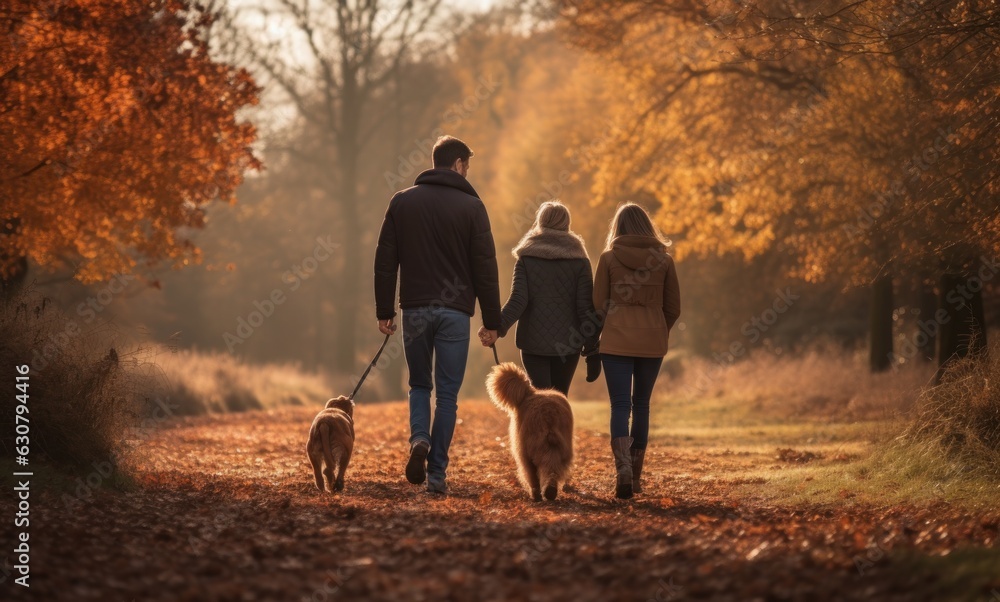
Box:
[308,448,325,492]
[334,445,351,492]
[539,468,559,501]
[320,423,337,492]
[326,447,341,492]
[524,463,542,502]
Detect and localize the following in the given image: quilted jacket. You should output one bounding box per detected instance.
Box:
[499,228,600,357]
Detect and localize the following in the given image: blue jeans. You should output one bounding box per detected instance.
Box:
[602,354,663,450]
[402,307,470,479]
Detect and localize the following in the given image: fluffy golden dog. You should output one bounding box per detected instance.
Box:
[306,396,355,493]
[487,362,574,501]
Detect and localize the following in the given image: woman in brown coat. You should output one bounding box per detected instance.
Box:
[593,203,681,499]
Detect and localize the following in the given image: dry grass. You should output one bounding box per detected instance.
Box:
[900,344,1000,479]
[140,348,334,416]
[0,289,140,471]
[672,346,934,423]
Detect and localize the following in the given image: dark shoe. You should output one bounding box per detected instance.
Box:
[426,474,447,495]
[405,440,430,485]
[631,448,646,494]
[611,437,634,499]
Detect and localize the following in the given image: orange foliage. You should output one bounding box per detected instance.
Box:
[0,0,260,282]
[560,0,1000,284]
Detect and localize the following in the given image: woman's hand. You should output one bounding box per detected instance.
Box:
[585,353,602,382]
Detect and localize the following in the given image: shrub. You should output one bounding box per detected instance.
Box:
[0,290,140,471]
[902,345,1000,477]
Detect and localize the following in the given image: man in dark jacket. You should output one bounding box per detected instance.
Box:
[374,135,502,494]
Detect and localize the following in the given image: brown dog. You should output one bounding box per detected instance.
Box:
[487,362,574,501]
[306,396,355,493]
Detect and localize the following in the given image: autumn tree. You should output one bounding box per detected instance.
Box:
[723,0,1000,374]
[216,0,448,370]
[0,0,260,292]
[558,0,999,373]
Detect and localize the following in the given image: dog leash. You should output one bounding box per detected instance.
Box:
[490,343,500,366]
[349,333,391,401]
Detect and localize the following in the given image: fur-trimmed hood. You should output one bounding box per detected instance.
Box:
[512,227,589,261]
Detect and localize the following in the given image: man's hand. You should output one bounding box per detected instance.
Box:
[477,327,498,347]
[378,319,397,335]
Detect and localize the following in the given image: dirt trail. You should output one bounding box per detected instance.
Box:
[5,401,998,601]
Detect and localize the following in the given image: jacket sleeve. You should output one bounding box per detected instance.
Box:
[576,259,601,355]
[663,257,681,330]
[499,258,528,337]
[470,201,503,330]
[592,252,611,322]
[373,198,399,320]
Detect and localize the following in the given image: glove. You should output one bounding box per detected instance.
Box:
[585,353,602,383]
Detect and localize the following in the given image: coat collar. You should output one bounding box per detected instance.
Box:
[414,169,480,199]
[513,227,590,260]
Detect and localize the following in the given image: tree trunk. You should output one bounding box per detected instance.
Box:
[314,285,325,370]
[936,271,988,382]
[917,277,937,362]
[380,70,406,401]
[333,192,361,371]
[0,255,28,303]
[333,100,361,371]
[869,274,894,372]
[1,218,28,303]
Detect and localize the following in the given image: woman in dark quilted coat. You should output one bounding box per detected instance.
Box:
[490,201,600,396]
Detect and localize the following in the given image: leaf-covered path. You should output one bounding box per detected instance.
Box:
[6,401,999,601]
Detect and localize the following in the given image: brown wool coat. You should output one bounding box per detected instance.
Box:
[593,235,681,358]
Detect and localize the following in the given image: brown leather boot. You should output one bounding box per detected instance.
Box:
[611,437,634,499]
[631,448,646,494]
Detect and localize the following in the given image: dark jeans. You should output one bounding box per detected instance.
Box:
[602,354,663,450]
[402,307,470,479]
[520,351,580,396]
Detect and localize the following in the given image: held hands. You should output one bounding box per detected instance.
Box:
[477,326,499,347]
[378,319,397,335]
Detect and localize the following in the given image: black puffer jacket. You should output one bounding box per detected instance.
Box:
[498,228,600,357]
[374,169,502,329]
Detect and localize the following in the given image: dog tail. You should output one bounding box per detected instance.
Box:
[486,362,533,413]
[319,422,337,472]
